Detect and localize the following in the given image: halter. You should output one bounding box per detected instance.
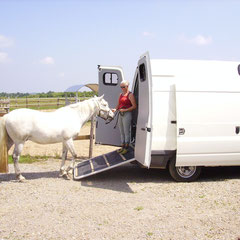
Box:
[105,107,125,127]
[105,110,119,127]
[94,98,112,121]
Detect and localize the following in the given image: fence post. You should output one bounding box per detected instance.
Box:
[26,97,28,108]
[65,94,70,106]
[7,97,10,113]
[57,98,60,108]
[75,92,78,103]
[89,116,95,158]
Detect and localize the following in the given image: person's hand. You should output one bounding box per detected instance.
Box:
[119,109,126,113]
[112,108,116,112]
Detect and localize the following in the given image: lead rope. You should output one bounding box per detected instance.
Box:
[105,109,123,129]
[113,111,120,129]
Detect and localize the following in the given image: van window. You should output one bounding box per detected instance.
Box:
[139,64,146,82]
[103,73,118,85]
[238,64,240,76]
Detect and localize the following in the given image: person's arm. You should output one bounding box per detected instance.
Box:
[112,94,121,112]
[120,93,136,112]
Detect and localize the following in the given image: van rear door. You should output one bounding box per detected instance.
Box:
[135,53,153,167]
[95,66,123,146]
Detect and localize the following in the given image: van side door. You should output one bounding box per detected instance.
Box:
[176,89,240,167]
[95,66,123,146]
[135,53,153,167]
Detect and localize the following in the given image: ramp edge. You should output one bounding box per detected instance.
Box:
[73,158,135,180]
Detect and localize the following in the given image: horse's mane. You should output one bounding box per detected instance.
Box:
[69,98,93,108]
[59,98,97,113]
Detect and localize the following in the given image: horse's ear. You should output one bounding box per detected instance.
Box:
[99,94,104,100]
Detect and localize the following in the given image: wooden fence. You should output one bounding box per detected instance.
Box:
[0,97,86,114]
[9,97,79,109]
[0,99,10,116]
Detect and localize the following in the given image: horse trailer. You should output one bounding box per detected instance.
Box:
[74,52,240,182]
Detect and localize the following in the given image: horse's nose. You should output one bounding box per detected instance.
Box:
[108,112,114,120]
[109,111,114,119]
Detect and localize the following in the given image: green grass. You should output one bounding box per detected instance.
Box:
[8,96,92,111]
[134,206,144,211]
[8,154,54,164]
[147,232,153,237]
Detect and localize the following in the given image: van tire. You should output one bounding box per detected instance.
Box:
[168,157,201,182]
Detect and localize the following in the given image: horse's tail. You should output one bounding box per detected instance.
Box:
[0,116,8,173]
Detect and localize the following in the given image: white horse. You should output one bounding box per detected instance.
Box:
[0,95,114,181]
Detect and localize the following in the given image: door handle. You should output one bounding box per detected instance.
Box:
[179,128,185,135]
[236,126,240,134]
[141,127,151,132]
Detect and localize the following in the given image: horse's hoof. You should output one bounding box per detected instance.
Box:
[63,174,71,180]
[67,168,73,175]
[59,170,67,178]
[17,175,25,182]
[67,172,73,180]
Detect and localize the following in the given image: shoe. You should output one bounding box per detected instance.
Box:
[117,148,124,153]
[121,148,128,155]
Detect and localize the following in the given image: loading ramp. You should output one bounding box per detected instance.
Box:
[73,146,135,180]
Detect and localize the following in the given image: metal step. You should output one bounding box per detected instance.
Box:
[73,146,135,180]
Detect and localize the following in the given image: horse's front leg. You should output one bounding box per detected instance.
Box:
[63,138,77,179]
[13,143,25,182]
[59,143,68,177]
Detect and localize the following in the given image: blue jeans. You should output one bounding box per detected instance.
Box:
[118,111,132,145]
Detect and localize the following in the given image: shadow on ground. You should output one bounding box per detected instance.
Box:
[200,166,240,182]
[80,163,171,193]
[0,171,59,182]
[80,164,240,193]
[1,163,240,194]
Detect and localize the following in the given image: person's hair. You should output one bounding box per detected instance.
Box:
[121,80,129,87]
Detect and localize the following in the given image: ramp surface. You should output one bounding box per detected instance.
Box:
[73,146,135,180]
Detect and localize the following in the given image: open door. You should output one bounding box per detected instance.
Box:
[134,52,153,167]
[95,65,123,146]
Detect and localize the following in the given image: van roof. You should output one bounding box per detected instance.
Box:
[150,59,240,91]
[150,59,240,79]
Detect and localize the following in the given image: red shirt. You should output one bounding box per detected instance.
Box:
[118,92,132,110]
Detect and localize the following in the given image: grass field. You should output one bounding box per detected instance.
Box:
[8,154,52,164]
[1,96,91,112]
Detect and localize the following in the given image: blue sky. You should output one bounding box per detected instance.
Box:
[0,0,240,93]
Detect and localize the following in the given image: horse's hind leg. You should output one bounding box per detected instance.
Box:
[59,143,68,177]
[13,143,25,182]
[7,135,14,151]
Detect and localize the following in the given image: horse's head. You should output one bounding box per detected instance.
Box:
[95,95,114,121]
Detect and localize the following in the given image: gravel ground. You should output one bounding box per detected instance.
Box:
[1,126,240,240]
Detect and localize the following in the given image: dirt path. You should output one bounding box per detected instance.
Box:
[1,125,240,240]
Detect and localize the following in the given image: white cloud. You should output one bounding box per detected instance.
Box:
[179,34,212,46]
[40,56,55,65]
[59,72,65,78]
[142,31,155,38]
[193,35,212,45]
[0,35,14,48]
[0,52,10,63]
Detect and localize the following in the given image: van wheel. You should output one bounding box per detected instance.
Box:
[168,157,201,182]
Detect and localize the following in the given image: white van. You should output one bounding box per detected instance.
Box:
[92,52,240,182]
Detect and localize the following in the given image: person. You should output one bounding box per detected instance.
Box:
[112,80,137,154]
